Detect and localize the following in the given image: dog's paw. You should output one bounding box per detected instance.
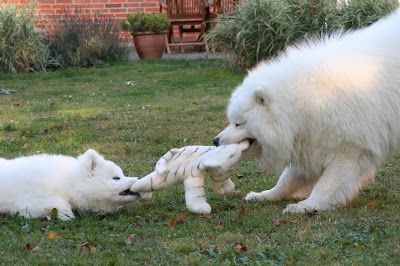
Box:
[283,200,332,213]
[245,190,279,201]
[245,191,262,201]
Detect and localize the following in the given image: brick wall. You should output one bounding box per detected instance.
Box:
[9,0,160,20]
[8,0,198,42]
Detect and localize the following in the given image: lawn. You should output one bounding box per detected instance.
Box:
[0,59,399,264]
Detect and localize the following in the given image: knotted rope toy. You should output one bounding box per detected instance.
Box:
[130,140,249,214]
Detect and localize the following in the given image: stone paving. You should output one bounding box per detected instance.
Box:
[127,46,230,60]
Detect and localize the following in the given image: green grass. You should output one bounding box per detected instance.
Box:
[0,59,399,264]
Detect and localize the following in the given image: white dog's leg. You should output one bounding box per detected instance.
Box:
[284,151,376,213]
[183,176,211,214]
[245,166,311,201]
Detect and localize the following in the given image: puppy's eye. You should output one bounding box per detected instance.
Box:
[113,177,121,180]
[235,123,241,127]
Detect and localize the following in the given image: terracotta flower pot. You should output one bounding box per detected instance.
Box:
[133,31,166,60]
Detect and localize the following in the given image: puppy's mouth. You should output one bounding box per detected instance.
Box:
[119,189,139,197]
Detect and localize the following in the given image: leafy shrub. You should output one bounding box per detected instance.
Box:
[207,0,399,69]
[120,12,171,33]
[49,8,128,69]
[0,1,52,73]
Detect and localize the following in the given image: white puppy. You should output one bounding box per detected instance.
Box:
[0,149,143,220]
[214,9,400,213]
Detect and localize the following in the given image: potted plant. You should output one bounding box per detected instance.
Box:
[120,12,170,59]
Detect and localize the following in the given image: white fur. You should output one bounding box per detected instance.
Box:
[130,141,249,214]
[0,149,144,220]
[215,9,400,213]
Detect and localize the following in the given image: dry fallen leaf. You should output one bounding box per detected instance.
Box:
[44,208,55,221]
[288,219,299,224]
[255,170,271,175]
[210,245,218,252]
[88,246,96,253]
[80,243,95,253]
[366,202,376,209]
[22,144,28,149]
[125,234,135,245]
[240,207,250,215]
[24,244,31,250]
[272,220,282,226]
[198,244,203,251]
[175,216,185,224]
[233,242,248,252]
[31,246,40,252]
[167,219,175,228]
[14,103,20,106]
[213,221,224,230]
[305,209,318,217]
[46,231,62,239]
[200,214,212,219]
[231,191,242,197]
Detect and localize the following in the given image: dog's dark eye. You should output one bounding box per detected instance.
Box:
[113,177,120,180]
[235,123,241,127]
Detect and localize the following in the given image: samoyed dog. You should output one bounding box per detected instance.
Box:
[0,149,144,220]
[214,10,400,213]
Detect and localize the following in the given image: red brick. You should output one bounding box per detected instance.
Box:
[86,3,104,8]
[140,2,156,7]
[90,8,110,13]
[105,3,121,7]
[123,3,139,7]
[74,0,91,4]
[109,8,127,12]
[52,4,70,9]
[115,13,128,18]
[144,7,159,12]
[128,7,144,12]
[36,4,53,9]
[56,0,73,3]
[110,0,127,2]
[38,0,57,4]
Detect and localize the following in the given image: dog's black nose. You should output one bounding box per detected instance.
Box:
[213,137,220,147]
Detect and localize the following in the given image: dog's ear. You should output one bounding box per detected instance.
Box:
[253,88,270,110]
[79,149,104,173]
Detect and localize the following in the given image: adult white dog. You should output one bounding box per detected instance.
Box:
[214,9,400,213]
[0,149,144,220]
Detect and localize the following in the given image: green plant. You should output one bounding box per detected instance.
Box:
[120,12,171,33]
[49,8,128,69]
[0,1,52,73]
[206,0,398,69]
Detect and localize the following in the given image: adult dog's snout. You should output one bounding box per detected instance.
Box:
[213,137,220,147]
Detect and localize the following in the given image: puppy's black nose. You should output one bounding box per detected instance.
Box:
[213,137,220,147]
